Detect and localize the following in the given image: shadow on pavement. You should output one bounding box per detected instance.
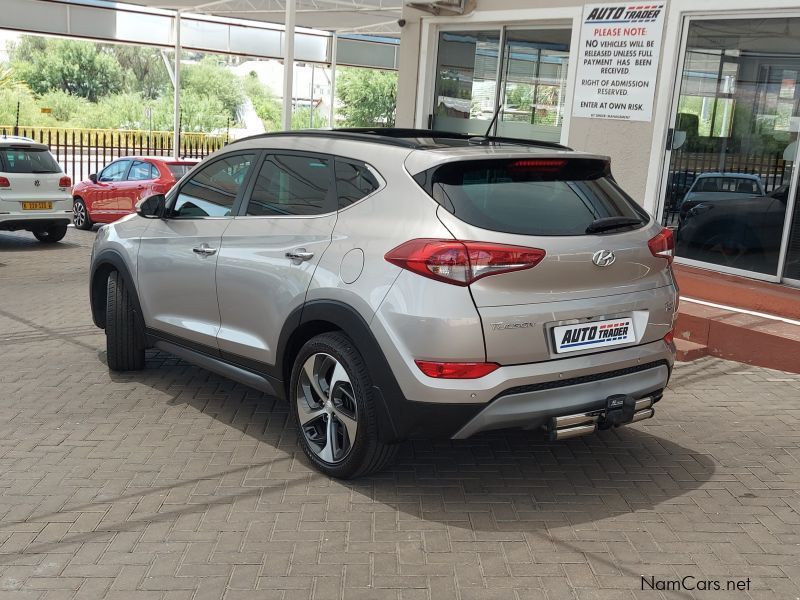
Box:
[106,349,715,535]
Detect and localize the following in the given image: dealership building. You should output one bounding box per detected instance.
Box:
[395,0,800,290]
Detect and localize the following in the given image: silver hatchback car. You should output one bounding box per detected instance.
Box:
[89,129,678,478]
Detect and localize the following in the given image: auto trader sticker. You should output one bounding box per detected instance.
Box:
[572,3,666,121]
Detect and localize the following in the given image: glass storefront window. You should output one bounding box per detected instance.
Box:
[432,30,500,135]
[497,29,571,143]
[432,28,571,142]
[663,18,800,278]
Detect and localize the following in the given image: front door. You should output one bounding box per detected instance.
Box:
[216,152,337,367]
[136,152,256,350]
[93,159,131,222]
[658,15,800,282]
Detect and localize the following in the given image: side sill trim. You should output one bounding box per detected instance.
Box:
[150,337,282,399]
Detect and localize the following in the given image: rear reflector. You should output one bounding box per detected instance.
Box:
[59,176,72,188]
[0,176,9,188]
[648,227,675,264]
[385,239,546,286]
[415,360,500,379]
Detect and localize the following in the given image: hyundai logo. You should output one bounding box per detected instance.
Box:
[592,249,616,267]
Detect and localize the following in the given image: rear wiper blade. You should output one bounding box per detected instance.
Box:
[585,216,643,234]
[30,170,57,174]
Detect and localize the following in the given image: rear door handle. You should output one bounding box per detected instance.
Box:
[193,243,217,257]
[286,248,314,262]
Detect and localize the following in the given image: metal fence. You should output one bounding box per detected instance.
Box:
[662,148,790,226]
[0,126,228,183]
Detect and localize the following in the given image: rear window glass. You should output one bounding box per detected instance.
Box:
[167,164,193,179]
[416,158,648,236]
[0,147,61,174]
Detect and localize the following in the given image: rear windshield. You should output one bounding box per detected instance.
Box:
[167,164,193,179]
[0,147,61,174]
[415,158,649,236]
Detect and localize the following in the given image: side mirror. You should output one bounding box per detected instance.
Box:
[89,173,97,184]
[136,194,166,219]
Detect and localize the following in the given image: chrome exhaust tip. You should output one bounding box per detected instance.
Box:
[552,422,597,440]
[548,412,598,441]
[547,397,656,441]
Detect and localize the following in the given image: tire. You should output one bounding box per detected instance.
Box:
[290,332,398,479]
[73,198,93,230]
[33,225,68,243]
[105,270,145,371]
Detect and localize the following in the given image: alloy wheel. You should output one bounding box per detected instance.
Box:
[73,201,86,228]
[296,352,358,464]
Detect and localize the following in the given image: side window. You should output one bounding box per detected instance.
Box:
[171,154,255,218]
[128,161,154,181]
[99,160,130,183]
[150,164,160,180]
[245,154,332,216]
[335,159,380,209]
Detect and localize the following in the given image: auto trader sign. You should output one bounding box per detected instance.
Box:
[572,3,665,122]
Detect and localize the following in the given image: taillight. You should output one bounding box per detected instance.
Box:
[385,239,546,286]
[59,176,72,188]
[663,330,674,345]
[415,360,500,379]
[0,176,9,187]
[648,227,674,264]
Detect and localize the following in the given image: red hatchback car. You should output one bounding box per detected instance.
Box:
[72,156,197,229]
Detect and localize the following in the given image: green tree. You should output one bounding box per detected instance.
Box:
[243,73,282,131]
[336,67,397,128]
[181,56,244,123]
[109,45,171,100]
[291,106,328,130]
[9,37,125,101]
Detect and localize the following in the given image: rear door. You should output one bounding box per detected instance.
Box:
[215,152,337,367]
[415,156,676,364]
[137,152,256,350]
[123,160,157,213]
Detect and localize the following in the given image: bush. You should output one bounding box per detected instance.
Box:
[244,73,282,131]
[336,67,397,128]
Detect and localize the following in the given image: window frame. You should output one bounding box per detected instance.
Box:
[237,150,338,218]
[166,151,258,220]
[98,159,132,183]
[127,160,156,182]
[334,157,385,212]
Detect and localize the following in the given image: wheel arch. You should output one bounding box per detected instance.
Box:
[90,250,143,330]
[278,300,405,442]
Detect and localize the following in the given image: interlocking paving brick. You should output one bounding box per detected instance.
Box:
[1,228,800,599]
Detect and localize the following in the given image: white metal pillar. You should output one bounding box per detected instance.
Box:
[329,32,337,128]
[282,0,296,131]
[173,10,181,159]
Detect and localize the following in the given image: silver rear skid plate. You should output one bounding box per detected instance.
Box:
[547,396,655,441]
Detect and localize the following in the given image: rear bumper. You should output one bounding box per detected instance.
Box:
[452,360,668,439]
[0,215,72,231]
[376,339,674,441]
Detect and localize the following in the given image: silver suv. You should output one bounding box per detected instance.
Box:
[89,129,678,478]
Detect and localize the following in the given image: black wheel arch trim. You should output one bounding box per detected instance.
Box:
[90,249,144,330]
[278,299,483,443]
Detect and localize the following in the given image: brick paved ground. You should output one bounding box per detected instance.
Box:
[1,228,800,600]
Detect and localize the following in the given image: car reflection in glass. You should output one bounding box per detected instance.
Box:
[675,176,787,274]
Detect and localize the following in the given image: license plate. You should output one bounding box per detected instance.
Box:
[553,318,636,353]
[21,202,53,210]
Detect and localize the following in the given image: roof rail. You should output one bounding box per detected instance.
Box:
[338,128,572,150]
[230,128,572,151]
